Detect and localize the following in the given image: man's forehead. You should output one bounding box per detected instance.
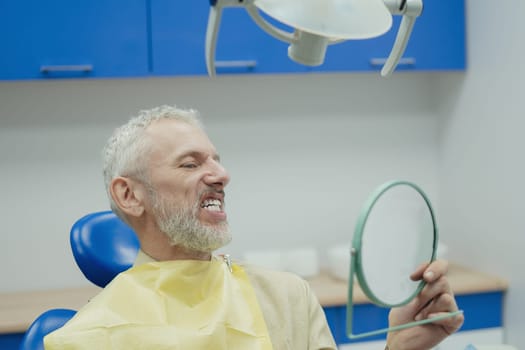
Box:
[145,119,218,158]
[144,119,203,143]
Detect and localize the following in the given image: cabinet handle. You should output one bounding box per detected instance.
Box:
[214,60,257,69]
[369,57,416,67]
[40,65,93,73]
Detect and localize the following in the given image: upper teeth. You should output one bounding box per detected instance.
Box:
[202,199,221,211]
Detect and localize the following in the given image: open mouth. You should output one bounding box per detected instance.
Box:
[200,198,223,212]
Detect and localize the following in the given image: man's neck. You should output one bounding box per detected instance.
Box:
[131,217,213,262]
[140,235,212,262]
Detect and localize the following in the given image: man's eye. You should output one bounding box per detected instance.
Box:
[182,163,198,169]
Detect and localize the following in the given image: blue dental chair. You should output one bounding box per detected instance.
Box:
[19,211,140,350]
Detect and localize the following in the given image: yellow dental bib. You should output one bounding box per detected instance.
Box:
[44,258,273,350]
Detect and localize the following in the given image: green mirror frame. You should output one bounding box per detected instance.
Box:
[346,180,463,339]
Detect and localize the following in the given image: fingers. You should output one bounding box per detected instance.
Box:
[401,260,454,322]
[409,262,428,281]
[427,311,465,335]
[412,279,464,335]
[414,292,456,321]
[414,275,454,311]
[387,259,465,343]
[410,259,449,282]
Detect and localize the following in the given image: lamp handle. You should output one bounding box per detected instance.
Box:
[381,0,423,77]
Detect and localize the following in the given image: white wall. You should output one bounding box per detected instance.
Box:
[436,0,525,347]
[0,73,440,292]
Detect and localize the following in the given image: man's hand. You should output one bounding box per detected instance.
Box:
[386,260,464,350]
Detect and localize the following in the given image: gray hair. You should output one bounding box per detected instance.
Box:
[102,105,203,221]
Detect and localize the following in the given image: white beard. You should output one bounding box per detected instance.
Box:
[151,191,231,253]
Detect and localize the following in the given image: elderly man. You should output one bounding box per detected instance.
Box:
[45,105,463,350]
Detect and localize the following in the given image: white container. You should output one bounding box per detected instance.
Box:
[281,247,320,278]
[242,250,283,270]
[326,244,351,281]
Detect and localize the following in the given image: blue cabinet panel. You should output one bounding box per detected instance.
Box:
[154,0,465,76]
[149,0,208,75]
[408,0,466,70]
[455,292,504,331]
[0,0,465,80]
[311,0,466,73]
[323,291,503,345]
[214,9,309,74]
[0,333,23,350]
[0,0,149,80]
[149,0,307,76]
[324,303,390,345]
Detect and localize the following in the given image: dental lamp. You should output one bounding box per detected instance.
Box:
[206,0,423,77]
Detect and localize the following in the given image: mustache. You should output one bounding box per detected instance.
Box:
[198,188,225,198]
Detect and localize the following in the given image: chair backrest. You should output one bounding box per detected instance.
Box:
[19,211,139,350]
[70,210,140,288]
[19,308,76,350]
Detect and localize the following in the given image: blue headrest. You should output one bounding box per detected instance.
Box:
[70,211,140,288]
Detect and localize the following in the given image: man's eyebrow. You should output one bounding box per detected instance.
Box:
[173,150,221,163]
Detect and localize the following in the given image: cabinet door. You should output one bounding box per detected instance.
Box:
[312,0,466,73]
[400,0,466,71]
[150,0,308,76]
[149,0,208,75]
[214,8,310,74]
[0,0,149,80]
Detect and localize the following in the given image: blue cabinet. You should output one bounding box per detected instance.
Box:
[149,0,208,75]
[149,0,308,76]
[313,0,466,73]
[151,0,465,76]
[323,291,504,346]
[0,0,465,80]
[0,0,149,80]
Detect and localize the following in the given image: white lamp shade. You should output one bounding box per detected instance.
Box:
[253,0,392,39]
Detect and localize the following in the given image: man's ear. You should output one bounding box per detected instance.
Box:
[110,177,146,218]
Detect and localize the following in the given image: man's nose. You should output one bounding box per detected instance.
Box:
[204,160,230,188]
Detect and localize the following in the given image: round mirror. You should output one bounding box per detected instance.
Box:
[354,181,437,307]
[346,180,462,339]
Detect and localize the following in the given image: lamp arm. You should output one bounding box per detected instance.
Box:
[205,3,224,77]
[381,0,423,77]
[206,0,295,76]
[244,4,295,44]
